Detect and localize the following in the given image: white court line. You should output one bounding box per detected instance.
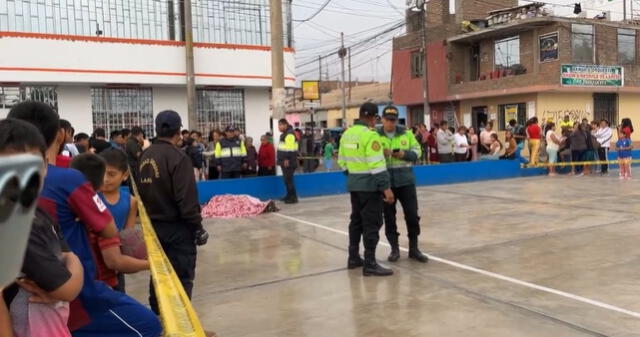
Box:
[274,212,640,319]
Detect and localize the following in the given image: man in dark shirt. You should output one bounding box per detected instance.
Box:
[138,110,209,314]
[90,127,112,154]
[125,126,144,187]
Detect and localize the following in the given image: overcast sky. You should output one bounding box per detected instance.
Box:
[291,0,630,84]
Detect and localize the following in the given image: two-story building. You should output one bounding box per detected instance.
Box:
[0,1,295,142]
[393,0,640,132]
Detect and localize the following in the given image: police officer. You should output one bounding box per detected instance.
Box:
[277,118,299,204]
[378,106,429,263]
[215,125,247,179]
[138,110,209,314]
[338,103,395,276]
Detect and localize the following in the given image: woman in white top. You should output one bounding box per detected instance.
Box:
[479,120,497,154]
[481,134,502,160]
[545,122,562,176]
[453,126,469,162]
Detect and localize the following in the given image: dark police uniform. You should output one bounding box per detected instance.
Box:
[137,110,207,314]
[277,125,299,204]
[378,106,428,263]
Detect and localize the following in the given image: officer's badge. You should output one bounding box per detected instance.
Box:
[372,141,381,151]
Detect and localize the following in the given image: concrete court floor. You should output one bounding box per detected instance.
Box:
[126,173,640,337]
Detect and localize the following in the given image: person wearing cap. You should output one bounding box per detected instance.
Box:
[338,102,395,276]
[377,106,429,264]
[214,125,247,179]
[137,110,209,315]
[277,119,300,204]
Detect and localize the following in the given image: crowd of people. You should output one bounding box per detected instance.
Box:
[0,103,215,337]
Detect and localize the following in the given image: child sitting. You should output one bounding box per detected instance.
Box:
[70,153,149,292]
[0,118,84,337]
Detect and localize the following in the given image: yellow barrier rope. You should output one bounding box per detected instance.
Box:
[131,178,206,337]
[522,159,638,169]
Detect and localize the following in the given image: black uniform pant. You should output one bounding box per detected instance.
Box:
[282,166,297,198]
[598,147,609,173]
[221,171,242,179]
[149,222,197,315]
[258,167,276,176]
[349,191,384,260]
[383,185,420,245]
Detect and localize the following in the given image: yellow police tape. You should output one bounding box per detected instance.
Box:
[522,159,640,169]
[131,179,206,337]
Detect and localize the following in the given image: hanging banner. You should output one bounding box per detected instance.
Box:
[539,32,558,62]
[561,64,624,87]
[301,81,321,101]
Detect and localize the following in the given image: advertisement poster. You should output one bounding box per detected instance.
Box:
[561,65,624,87]
[539,32,559,62]
[505,105,518,128]
[301,81,320,100]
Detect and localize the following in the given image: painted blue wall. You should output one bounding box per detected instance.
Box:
[197,160,547,203]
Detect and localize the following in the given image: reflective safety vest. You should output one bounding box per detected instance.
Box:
[277,129,299,168]
[378,126,421,188]
[338,121,390,192]
[214,138,247,172]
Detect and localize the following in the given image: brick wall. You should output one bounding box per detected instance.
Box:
[456,0,518,22]
[596,24,617,65]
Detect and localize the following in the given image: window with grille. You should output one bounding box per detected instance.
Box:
[0,86,57,111]
[91,87,154,138]
[498,103,527,131]
[196,89,245,134]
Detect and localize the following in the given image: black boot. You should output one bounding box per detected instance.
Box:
[387,238,400,262]
[363,250,393,277]
[408,237,429,263]
[284,195,298,204]
[347,246,364,269]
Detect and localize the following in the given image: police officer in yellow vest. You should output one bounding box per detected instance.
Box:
[277,118,299,204]
[215,125,247,179]
[378,106,429,263]
[338,103,395,276]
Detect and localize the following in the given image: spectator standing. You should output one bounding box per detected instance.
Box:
[60,119,79,157]
[467,126,479,161]
[258,135,276,176]
[214,126,247,179]
[415,123,430,163]
[244,137,258,176]
[621,118,634,138]
[185,138,204,181]
[616,129,633,180]
[125,126,144,186]
[205,130,221,180]
[500,131,517,160]
[594,119,613,175]
[545,122,562,176]
[301,128,315,173]
[570,122,588,176]
[507,119,525,161]
[583,123,598,175]
[479,121,496,154]
[90,128,112,154]
[180,130,190,149]
[74,133,90,154]
[436,121,455,163]
[138,110,209,316]
[526,117,542,165]
[560,115,573,131]
[277,119,299,204]
[109,130,125,150]
[323,137,336,171]
[453,126,469,162]
[427,125,439,163]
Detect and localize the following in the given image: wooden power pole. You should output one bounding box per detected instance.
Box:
[184,0,197,130]
[270,0,286,119]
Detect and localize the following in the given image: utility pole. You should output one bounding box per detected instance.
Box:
[184,0,197,130]
[420,2,430,124]
[339,32,347,128]
[318,56,322,80]
[624,0,627,20]
[348,47,352,102]
[270,0,286,119]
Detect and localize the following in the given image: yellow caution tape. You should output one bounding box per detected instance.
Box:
[522,159,639,169]
[131,178,206,337]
